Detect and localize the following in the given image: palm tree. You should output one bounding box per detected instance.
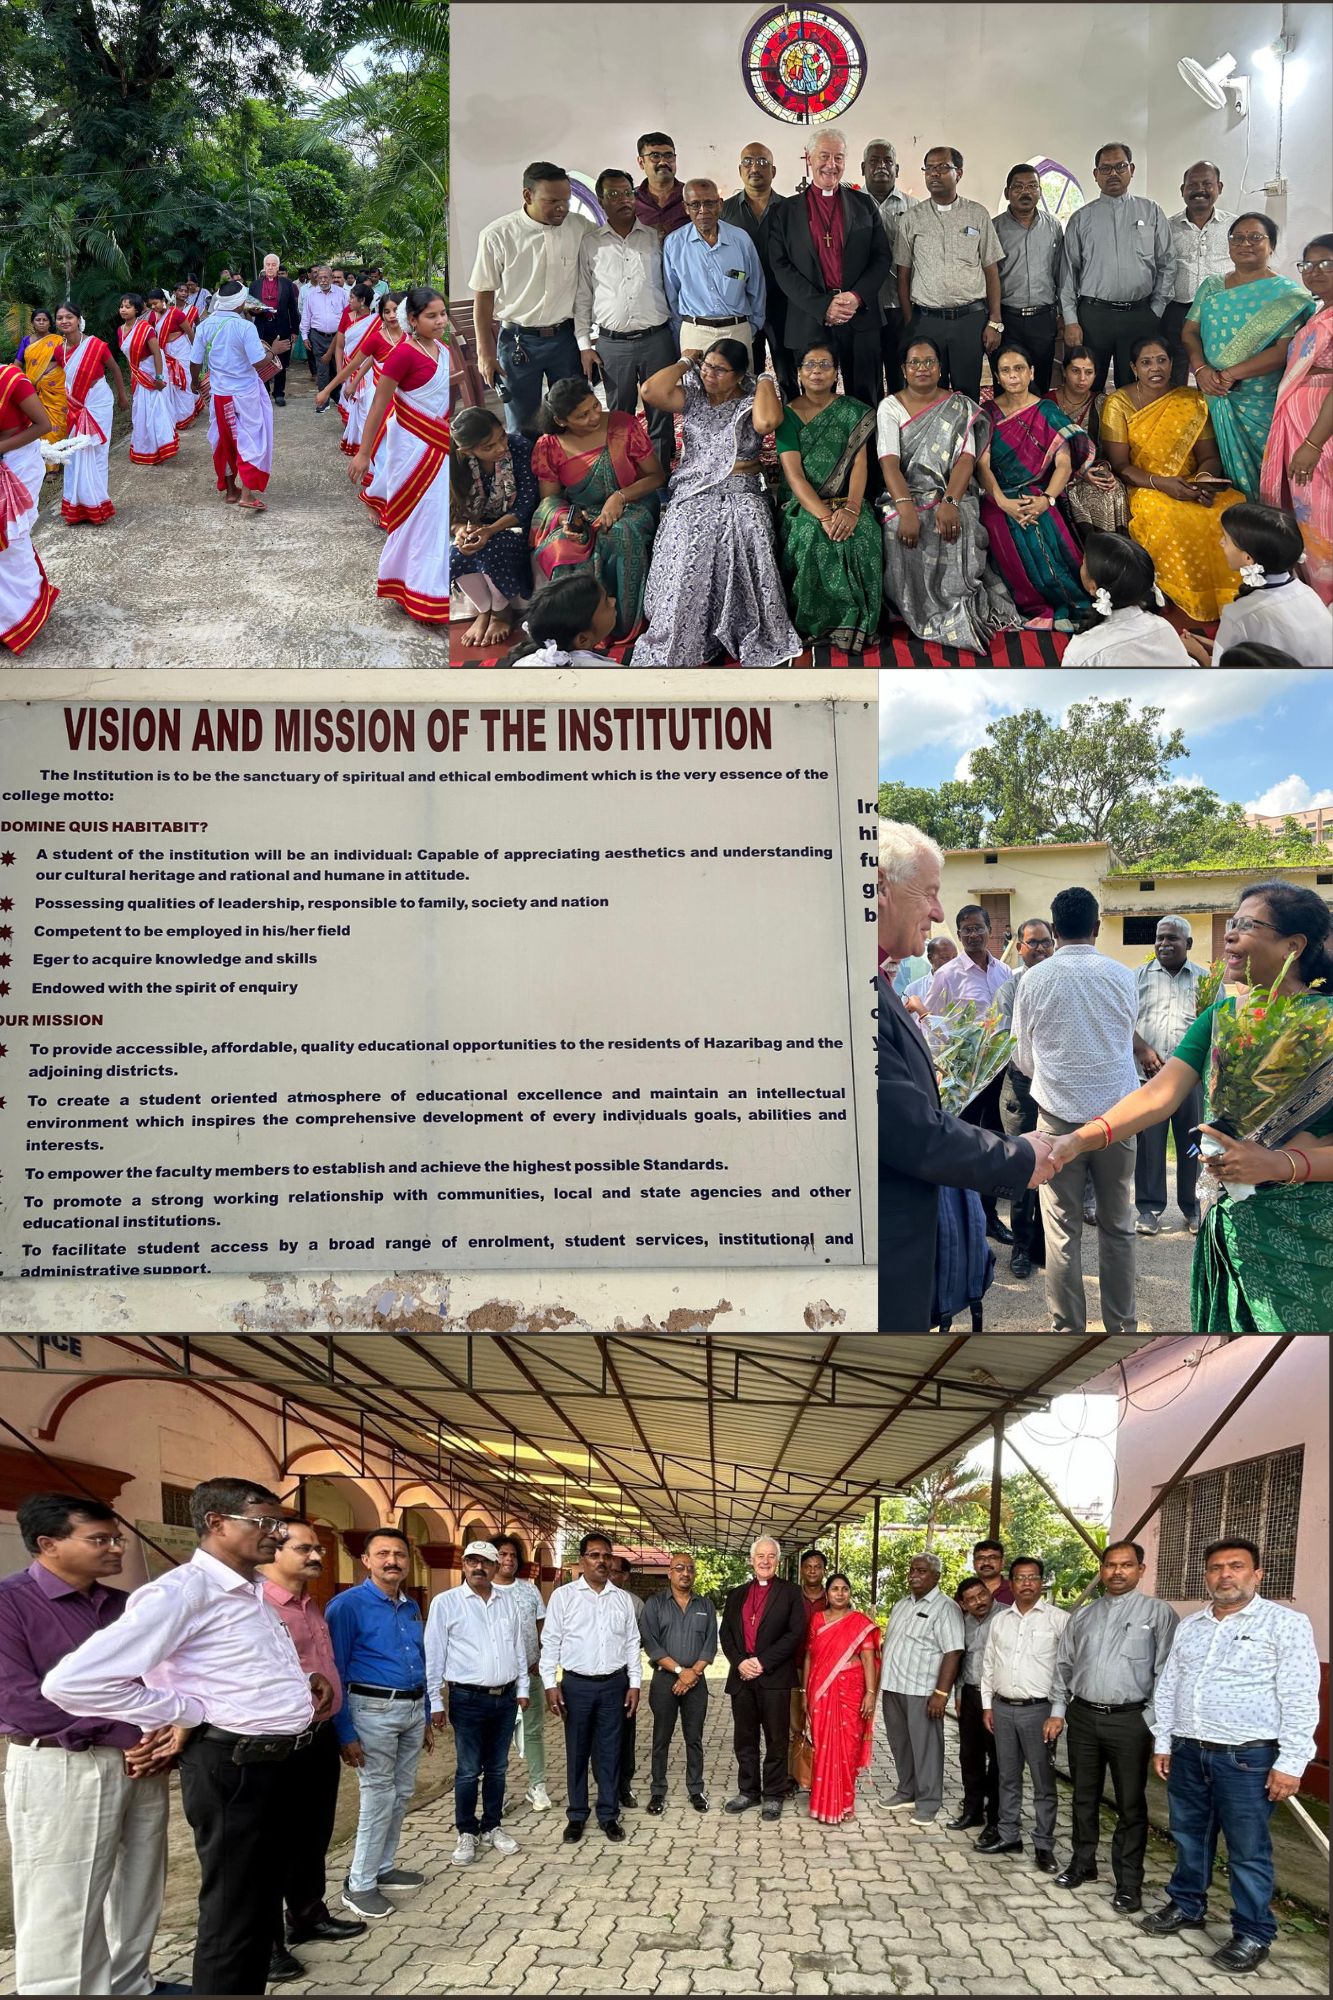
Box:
[905,1454,993,1553]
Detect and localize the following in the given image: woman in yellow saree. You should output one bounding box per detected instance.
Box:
[18,309,68,443]
[1099,333,1245,623]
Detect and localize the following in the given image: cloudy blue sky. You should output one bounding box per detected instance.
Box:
[878,669,1333,816]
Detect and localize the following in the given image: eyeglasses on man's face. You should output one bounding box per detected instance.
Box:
[219,1513,288,1536]
[740,155,773,169]
[642,150,676,164]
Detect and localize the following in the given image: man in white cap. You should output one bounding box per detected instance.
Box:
[425,1542,528,1866]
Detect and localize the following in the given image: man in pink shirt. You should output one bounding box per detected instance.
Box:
[261,1520,366,1982]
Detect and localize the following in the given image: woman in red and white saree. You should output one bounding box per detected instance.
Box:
[357,294,404,527]
[0,363,59,654]
[148,288,201,432]
[54,305,129,525]
[117,295,176,466]
[801,1576,881,1826]
[327,285,380,457]
[350,288,447,625]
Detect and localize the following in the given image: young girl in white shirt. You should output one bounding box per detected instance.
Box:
[1181,502,1333,666]
[1060,532,1192,666]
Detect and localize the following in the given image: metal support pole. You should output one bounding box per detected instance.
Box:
[833,1522,841,1570]
[1003,1437,1104,1557]
[989,1416,1003,1539]
[870,1496,881,1608]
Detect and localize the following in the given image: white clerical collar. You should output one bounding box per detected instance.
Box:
[818,187,837,198]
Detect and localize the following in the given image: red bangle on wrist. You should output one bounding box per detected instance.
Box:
[1094,1115,1114,1149]
[1289,1147,1313,1181]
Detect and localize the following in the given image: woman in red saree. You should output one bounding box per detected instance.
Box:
[801,1575,881,1825]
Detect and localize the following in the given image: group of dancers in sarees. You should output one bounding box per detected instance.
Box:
[316,283,449,628]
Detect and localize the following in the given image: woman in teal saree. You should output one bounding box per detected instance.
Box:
[1182,212,1316,499]
[976,343,1094,622]
[530,378,666,643]
[756,344,881,652]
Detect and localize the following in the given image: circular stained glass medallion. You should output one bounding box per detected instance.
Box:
[743,6,866,125]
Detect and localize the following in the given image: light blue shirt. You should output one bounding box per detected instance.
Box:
[662,220,766,335]
[1152,1594,1320,1777]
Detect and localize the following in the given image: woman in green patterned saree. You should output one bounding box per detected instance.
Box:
[754,344,881,652]
[1181,212,1316,500]
[1044,881,1333,1333]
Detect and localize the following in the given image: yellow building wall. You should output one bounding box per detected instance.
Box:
[935,849,1107,954]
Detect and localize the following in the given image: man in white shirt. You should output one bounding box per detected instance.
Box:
[494,1533,549,1811]
[426,1542,528,1867]
[1143,1537,1321,1974]
[42,1479,327,1999]
[298,266,349,406]
[978,1556,1069,1870]
[1014,886,1141,1333]
[577,169,676,470]
[469,160,593,433]
[1165,163,1235,385]
[539,1531,641,1842]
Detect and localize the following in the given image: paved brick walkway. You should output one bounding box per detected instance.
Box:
[1,1670,1326,1995]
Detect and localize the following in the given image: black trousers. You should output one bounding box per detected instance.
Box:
[597,323,678,470]
[1000,308,1059,393]
[879,303,904,396]
[619,1703,637,1798]
[649,1670,708,1798]
[730,1680,790,1800]
[957,1682,999,1827]
[280,1721,341,1936]
[1161,300,1193,386]
[1077,297,1163,396]
[1135,1075,1202,1219]
[179,1733,290,1996]
[1000,1063,1046,1264]
[1067,1699,1153,1893]
[254,312,289,400]
[787,312,881,411]
[907,305,987,401]
[562,1670,626,1824]
[754,320,797,401]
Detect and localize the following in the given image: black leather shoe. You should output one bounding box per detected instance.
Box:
[1010,1249,1032,1278]
[1141,1901,1206,1935]
[619,1791,639,1809]
[761,1799,783,1821]
[647,1797,666,1815]
[1111,1893,1142,1915]
[1033,1850,1058,1873]
[982,1838,1023,1856]
[603,1819,626,1841]
[987,1218,1015,1245]
[287,1914,367,1943]
[689,1794,709,1812]
[974,1828,1007,1852]
[724,1794,760,1814]
[562,1820,584,1843]
[269,1949,305,1984]
[946,1812,985,1830]
[1054,1865,1097,1889]
[1210,1938,1270,1972]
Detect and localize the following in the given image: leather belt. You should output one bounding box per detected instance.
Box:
[1007,305,1056,317]
[501,319,573,338]
[563,1668,627,1682]
[1177,1736,1279,1753]
[1079,295,1152,312]
[685,314,748,328]
[1071,1697,1149,1714]
[198,1724,314,1755]
[451,1682,517,1697]
[597,322,671,341]
[917,302,986,319]
[347,1683,424,1701]
[994,1694,1048,1706]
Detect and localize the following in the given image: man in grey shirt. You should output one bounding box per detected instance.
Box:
[1059,141,1172,394]
[880,1552,965,1826]
[1047,1540,1178,1912]
[993,164,1064,392]
[1133,917,1208,1237]
[1013,886,1141,1333]
[640,1554,718,1814]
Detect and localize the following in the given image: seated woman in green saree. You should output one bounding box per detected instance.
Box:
[530,377,666,644]
[1046,881,1333,1333]
[1181,212,1316,500]
[754,343,881,652]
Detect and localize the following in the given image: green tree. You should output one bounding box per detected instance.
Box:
[878,780,987,850]
[966,698,1189,850]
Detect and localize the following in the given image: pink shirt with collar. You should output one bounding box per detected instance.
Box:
[262,1580,342,1716]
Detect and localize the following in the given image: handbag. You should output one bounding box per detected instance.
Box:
[791,1731,815,1790]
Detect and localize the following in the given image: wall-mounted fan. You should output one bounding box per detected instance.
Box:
[1177,51,1250,116]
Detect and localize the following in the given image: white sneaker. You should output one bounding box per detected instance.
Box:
[451,1833,477,1867]
[481,1827,519,1856]
[525,1784,552,1811]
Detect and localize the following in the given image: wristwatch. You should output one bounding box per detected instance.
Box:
[986,320,1004,332]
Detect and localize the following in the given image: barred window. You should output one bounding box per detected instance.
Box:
[1155,1446,1303,1599]
[161,1483,194,1528]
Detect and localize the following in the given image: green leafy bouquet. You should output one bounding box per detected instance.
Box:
[923,999,1017,1117]
[1200,952,1333,1205]
[1193,958,1227,1016]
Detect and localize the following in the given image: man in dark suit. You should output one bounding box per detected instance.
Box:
[878,820,1054,1333]
[719,1538,806,1821]
[769,124,893,408]
[248,252,299,405]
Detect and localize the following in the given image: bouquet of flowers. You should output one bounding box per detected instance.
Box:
[923,998,1017,1117]
[1193,957,1227,1016]
[1199,951,1333,1205]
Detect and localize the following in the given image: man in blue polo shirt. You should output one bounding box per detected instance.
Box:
[326,1527,433,1921]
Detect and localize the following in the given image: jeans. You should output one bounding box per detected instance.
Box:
[496,321,582,433]
[449,1686,518,1835]
[1165,1736,1281,1944]
[345,1693,426,1892]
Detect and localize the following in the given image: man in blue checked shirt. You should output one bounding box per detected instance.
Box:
[1142,1536,1321,1975]
[662,181,766,372]
[326,1527,433,1921]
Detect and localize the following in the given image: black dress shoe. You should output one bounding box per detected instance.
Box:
[562,1820,584,1843]
[1111,1893,1142,1914]
[974,1828,1006,1852]
[1210,1937,1270,1972]
[287,1914,367,1942]
[269,1948,305,1984]
[1053,1865,1097,1889]
[946,1812,985,1830]
[689,1794,709,1812]
[647,1797,665,1815]
[1033,1850,1058,1873]
[1140,1901,1206,1935]
[987,1218,1016,1245]
[619,1791,639,1809]
[603,1819,626,1841]
[980,1836,1022,1855]
[724,1794,760,1814]
[761,1799,783,1821]
[1010,1249,1032,1279]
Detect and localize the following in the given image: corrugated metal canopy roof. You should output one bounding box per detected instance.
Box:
[139,1334,1155,1550]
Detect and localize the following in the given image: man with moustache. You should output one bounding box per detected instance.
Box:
[770,125,894,408]
[949,1574,1003,1837]
[1047,1540,1178,1914]
[425,1542,527,1867]
[1165,163,1234,384]
[971,1539,1015,1608]
[663,178,766,366]
[861,138,909,393]
[469,162,593,430]
[540,1531,642,1843]
[878,819,1052,1332]
[978,1557,1068,1873]
[992,165,1064,392]
[1060,143,1172,395]
[635,132,689,239]
[722,141,794,396]
[260,1518,366,1981]
[576,168,676,467]
[895,145,1004,401]
[1133,916,1208,1236]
